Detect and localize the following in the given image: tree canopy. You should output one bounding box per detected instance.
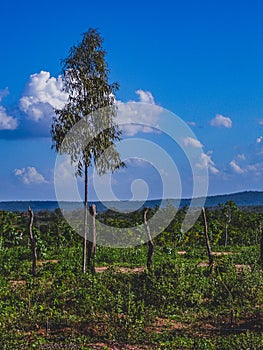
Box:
[51,28,124,176]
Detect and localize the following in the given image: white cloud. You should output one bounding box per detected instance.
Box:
[229,160,245,174]
[135,90,155,104]
[0,87,18,130]
[237,153,246,160]
[126,158,149,167]
[197,151,219,174]
[210,114,232,128]
[183,136,203,148]
[187,121,196,127]
[0,88,9,103]
[246,163,263,177]
[14,166,47,184]
[228,149,263,178]
[0,106,18,130]
[19,71,68,122]
[247,164,258,172]
[54,156,82,202]
[160,168,169,177]
[116,90,163,136]
[256,136,263,143]
[55,156,78,180]
[18,73,161,138]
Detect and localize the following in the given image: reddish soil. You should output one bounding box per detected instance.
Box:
[34,313,263,349]
[86,344,151,349]
[146,314,263,336]
[10,280,26,288]
[37,259,59,266]
[95,266,145,273]
[211,252,233,256]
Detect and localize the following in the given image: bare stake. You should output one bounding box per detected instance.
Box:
[144,208,154,270]
[88,204,96,273]
[28,207,37,276]
[202,207,213,267]
[260,225,263,266]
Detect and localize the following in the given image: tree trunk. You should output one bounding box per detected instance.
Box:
[28,207,37,276]
[82,164,88,273]
[88,204,96,273]
[202,208,213,266]
[143,208,154,269]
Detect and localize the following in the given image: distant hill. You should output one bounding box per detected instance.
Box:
[203,190,263,208]
[0,191,263,212]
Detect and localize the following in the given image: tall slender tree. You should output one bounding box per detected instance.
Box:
[51,28,125,273]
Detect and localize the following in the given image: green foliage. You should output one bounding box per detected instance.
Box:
[51,28,124,176]
[0,205,262,347]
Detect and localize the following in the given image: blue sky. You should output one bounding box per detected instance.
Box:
[1,0,263,201]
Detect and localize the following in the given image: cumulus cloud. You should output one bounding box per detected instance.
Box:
[125,158,149,167]
[14,166,48,184]
[135,90,155,104]
[237,153,246,160]
[54,156,82,202]
[256,136,263,143]
[0,88,9,102]
[116,90,163,136]
[19,71,68,122]
[210,114,232,128]
[197,151,219,174]
[0,88,18,130]
[229,160,245,174]
[183,136,203,148]
[55,156,78,180]
[4,71,163,139]
[0,106,18,130]
[18,72,161,138]
[228,151,263,177]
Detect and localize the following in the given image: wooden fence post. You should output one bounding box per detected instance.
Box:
[143,208,154,269]
[87,204,96,273]
[260,227,263,266]
[28,207,37,276]
[202,207,213,267]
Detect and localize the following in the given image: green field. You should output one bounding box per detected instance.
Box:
[0,203,262,349]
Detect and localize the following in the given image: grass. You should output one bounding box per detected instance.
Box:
[0,206,262,349]
[0,243,262,349]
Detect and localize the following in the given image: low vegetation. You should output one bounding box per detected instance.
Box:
[0,202,262,349]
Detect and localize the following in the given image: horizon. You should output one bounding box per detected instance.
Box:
[0,189,262,203]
